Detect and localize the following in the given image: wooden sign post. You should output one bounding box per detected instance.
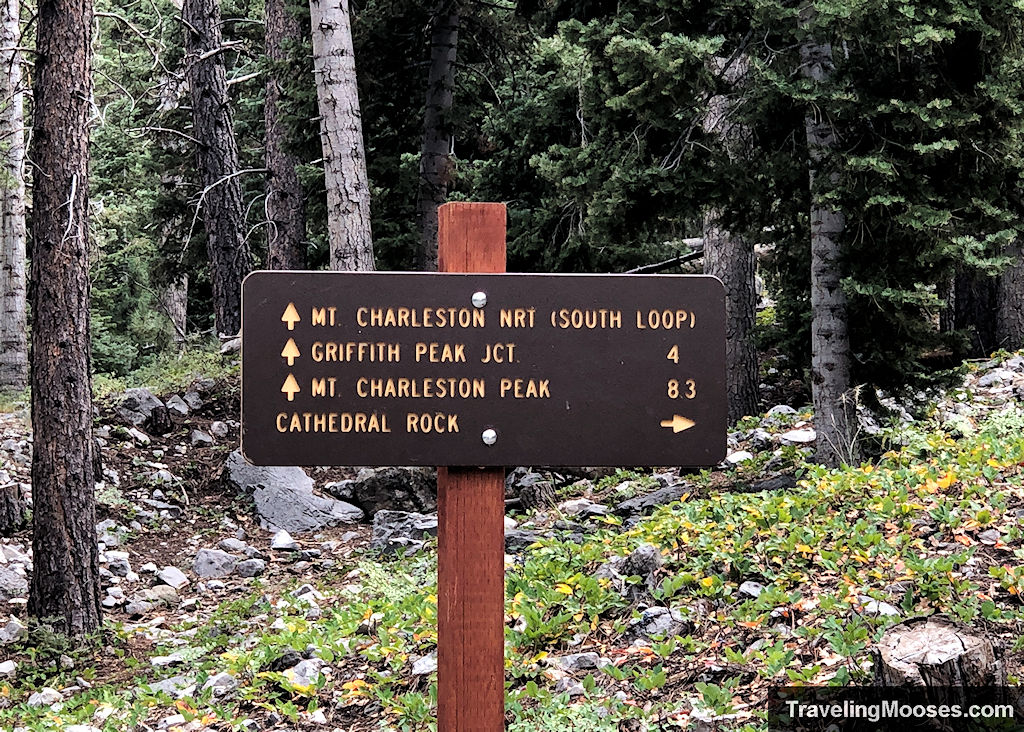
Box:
[238,201,729,731]
[436,202,507,731]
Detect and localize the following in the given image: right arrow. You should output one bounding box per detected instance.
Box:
[281,374,300,401]
[281,302,301,330]
[660,415,696,433]
[281,338,301,366]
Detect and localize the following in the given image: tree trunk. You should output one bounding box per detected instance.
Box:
[161,275,189,349]
[875,616,1004,689]
[0,0,28,390]
[183,0,251,336]
[265,0,307,270]
[801,11,856,468]
[28,0,103,636]
[309,0,375,271]
[952,268,999,357]
[702,55,758,423]
[415,3,459,272]
[0,469,26,536]
[996,243,1024,350]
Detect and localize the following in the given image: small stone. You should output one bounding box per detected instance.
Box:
[859,595,901,617]
[157,566,190,590]
[0,659,16,678]
[192,549,239,578]
[557,498,608,517]
[218,538,249,553]
[726,451,755,464]
[271,530,300,551]
[108,559,131,577]
[210,421,230,439]
[766,405,798,417]
[27,687,63,707]
[548,652,608,672]
[147,585,181,607]
[779,428,816,444]
[126,427,151,445]
[553,677,586,697]
[235,559,266,578]
[0,617,27,645]
[203,671,240,697]
[503,516,518,530]
[283,658,323,688]
[165,395,190,416]
[411,651,437,676]
[739,581,766,598]
[125,600,155,616]
[190,430,214,447]
[142,675,195,698]
[59,654,75,670]
[979,529,1001,546]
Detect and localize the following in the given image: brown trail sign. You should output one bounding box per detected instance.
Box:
[240,202,727,731]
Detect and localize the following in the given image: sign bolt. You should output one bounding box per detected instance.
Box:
[481,428,497,446]
[472,291,488,308]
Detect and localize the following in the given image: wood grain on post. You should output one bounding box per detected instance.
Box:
[437,202,507,732]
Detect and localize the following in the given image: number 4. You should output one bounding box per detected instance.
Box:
[667,345,679,363]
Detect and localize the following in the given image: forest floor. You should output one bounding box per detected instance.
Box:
[2,351,1024,731]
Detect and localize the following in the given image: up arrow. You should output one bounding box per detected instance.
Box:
[281,374,301,402]
[281,303,301,330]
[659,415,696,433]
[281,338,301,366]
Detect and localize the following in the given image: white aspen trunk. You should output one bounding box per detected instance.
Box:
[801,8,857,467]
[0,0,27,390]
[702,55,758,423]
[309,0,375,271]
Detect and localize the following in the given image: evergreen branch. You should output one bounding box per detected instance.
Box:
[624,249,703,275]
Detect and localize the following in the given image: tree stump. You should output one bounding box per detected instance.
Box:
[518,479,557,511]
[875,616,1003,688]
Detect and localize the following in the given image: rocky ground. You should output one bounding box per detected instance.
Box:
[2,353,1024,730]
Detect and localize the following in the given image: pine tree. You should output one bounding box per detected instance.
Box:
[28,0,103,636]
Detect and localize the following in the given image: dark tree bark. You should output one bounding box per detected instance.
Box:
[950,268,999,357]
[265,0,307,270]
[415,3,459,271]
[996,243,1024,350]
[0,472,26,535]
[801,10,857,468]
[183,0,251,336]
[702,55,758,423]
[28,0,103,635]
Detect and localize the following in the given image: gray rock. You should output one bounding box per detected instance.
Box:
[0,566,27,602]
[0,659,15,678]
[271,530,300,551]
[203,671,240,697]
[127,427,151,445]
[979,529,1002,545]
[548,652,608,672]
[125,600,155,616]
[141,675,195,698]
[977,369,1014,388]
[65,726,102,732]
[411,651,438,676]
[626,606,690,644]
[765,405,798,418]
[182,391,203,410]
[726,451,755,464]
[553,678,586,697]
[748,428,773,450]
[157,566,189,589]
[283,658,323,688]
[210,421,230,439]
[146,585,181,607]
[224,451,364,532]
[220,337,241,355]
[0,617,27,645]
[108,559,131,577]
[859,596,900,617]
[218,538,249,554]
[190,430,214,447]
[371,511,438,552]
[557,498,608,517]
[116,387,165,427]
[324,467,437,517]
[739,581,765,598]
[165,395,190,417]
[614,484,687,517]
[192,549,239,579]
[236,559,266,578]
[505,529,540,553]
[620,544,663,580]
[779,428,816,444]
[27,687,63,707]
